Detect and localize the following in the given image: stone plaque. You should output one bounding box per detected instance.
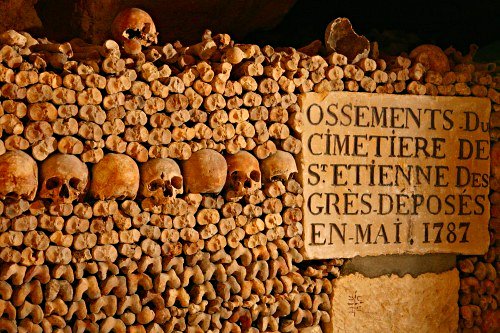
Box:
[325,269,459,333]
[299,92,491,258]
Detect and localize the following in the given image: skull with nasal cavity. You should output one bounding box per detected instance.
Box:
[224,151,261,201]
[39,153,89,203]
[140,158,183,202]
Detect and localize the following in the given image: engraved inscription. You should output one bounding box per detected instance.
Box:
[299,92,491,258]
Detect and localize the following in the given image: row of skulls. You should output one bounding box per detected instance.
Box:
[0,149,298,204]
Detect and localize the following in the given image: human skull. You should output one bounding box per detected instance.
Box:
[409,44,450,74]
[39,153,89,203]
[261,150,298,183]
[182,149,227,194]
[140,158,183,201]
[324,17,370,63]
[112,8,158,48]
[224,151,261,200]
[90,153,139,200]
[0,150,38,200]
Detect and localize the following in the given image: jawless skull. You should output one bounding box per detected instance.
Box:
[0,150,38,200]
[409,44,450,74]
[182,149,227,194]
[112,8,158,48]
[140,158,183,202]
[39,153,89,203]
[261,150,298,183]
[90,153,140,200]
[224,151,261,201]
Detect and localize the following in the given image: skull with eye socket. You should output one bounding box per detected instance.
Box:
[112,7,158,53]
[261,150,298,183]
[139,158,183,203]
[224,151,261,201]
[39,153,89,203]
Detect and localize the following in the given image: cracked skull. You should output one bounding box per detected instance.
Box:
[261,150,298,183]
[140,158,183,201]
[0,150,38,200]
[39,153,89,203]
[224,151,261,200]
[90,153,140,200]
[112,8,158,48]
[325,17,370,63]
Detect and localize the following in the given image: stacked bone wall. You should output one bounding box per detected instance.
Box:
[0,29,497,333]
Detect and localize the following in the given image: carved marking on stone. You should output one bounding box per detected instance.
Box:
[347,290,363,316]
[326,270,459,333]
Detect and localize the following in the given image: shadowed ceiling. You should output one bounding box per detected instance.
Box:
[19,0,500,61]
